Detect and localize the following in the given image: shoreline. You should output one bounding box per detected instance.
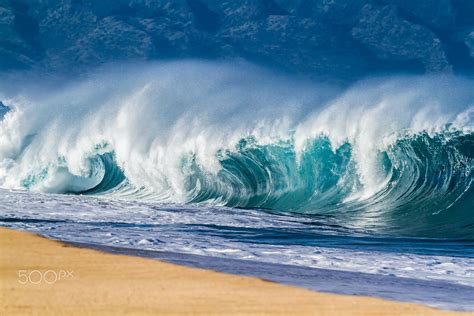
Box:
[0,227,469,315]
[66,240,474,311]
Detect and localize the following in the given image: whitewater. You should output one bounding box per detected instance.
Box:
[1,61,473,310]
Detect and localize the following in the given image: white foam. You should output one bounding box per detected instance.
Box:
[0,61,473,202]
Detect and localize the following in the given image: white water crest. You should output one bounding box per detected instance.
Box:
[0,61,473,208]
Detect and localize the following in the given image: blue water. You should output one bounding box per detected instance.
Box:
[0,62,473,310]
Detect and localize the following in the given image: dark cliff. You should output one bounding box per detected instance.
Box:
[0,0,473,80]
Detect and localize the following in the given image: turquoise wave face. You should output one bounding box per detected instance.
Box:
[19,131,470,239]
[177,132,474,239]
[183,136,357,210]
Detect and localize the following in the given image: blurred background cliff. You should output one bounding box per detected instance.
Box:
[1,0,473,81]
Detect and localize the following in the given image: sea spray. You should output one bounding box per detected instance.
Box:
[0,61,473,238]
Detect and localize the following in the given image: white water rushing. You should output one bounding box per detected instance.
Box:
[0,61,473,202]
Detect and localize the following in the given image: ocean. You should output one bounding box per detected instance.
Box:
[1,61,473,310]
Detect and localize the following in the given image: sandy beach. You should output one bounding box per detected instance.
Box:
[0,227,469,315]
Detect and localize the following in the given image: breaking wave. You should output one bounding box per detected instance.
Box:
[0,61,473,238]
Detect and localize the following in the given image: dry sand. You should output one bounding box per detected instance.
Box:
[0,227,469,315]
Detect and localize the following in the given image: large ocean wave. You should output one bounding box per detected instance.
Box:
[1,61,473,238]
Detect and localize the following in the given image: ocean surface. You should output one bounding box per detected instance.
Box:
[0,62,473,310]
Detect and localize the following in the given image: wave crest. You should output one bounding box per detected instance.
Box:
[0,61,473,238]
